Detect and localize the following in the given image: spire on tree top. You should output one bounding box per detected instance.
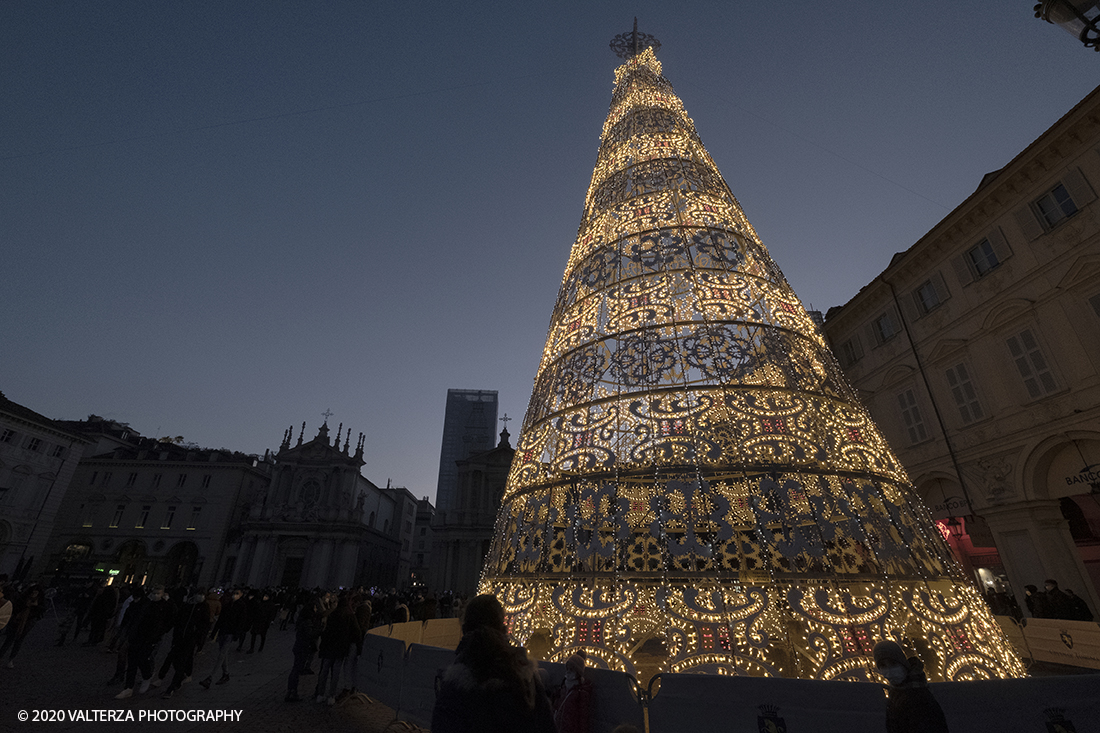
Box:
[610,17,661,59]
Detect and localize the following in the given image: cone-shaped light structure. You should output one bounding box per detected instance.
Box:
[480,33,1024,683]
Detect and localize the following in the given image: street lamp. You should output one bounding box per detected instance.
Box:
[946,517,965,539]
[1035,1,1100,49]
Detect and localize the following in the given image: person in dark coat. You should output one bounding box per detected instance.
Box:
[247,591,278,653]
[199,588,247,688]
[285,591,331,702]
[431,594,555,733]
[157,591,207,698]
[85,580,118,645]
[115,585,175,698]
[314,593,360,704]
[873,640,948,733]
[1064,589,1094,622]
[0,585,45,667]
[1044,579,1073,620]
[553,653,593,733]
[1024,585,1049,618]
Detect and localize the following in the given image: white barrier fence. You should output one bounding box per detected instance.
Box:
[996,615,1100,670]
[362,620,1099,732]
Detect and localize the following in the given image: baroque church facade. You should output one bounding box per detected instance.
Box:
[227,421,418,589]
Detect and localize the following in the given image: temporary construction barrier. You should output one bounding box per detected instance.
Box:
[647,673,884,733]
[367,618,462,650]
[931,674,1100,732]
[1020,618,1100,670]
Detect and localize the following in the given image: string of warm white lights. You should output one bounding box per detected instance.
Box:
[479,46,1025,683]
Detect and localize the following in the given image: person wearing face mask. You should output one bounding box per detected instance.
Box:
[115,585,175,699]
[1043,579,1073,620]
[553,653,593,733]
[872,640,948,733]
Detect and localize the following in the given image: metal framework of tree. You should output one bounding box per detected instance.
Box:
[479,30,1024,683]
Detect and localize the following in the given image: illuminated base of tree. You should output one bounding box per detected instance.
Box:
[478,575,1026,683]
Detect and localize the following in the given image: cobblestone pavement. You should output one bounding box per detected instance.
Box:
[1,611,407,732]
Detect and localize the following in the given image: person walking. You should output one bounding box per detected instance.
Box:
[157,591,207,698]
[0,585,11,632]
[0,585,45,668]
[285,590,328,702]
[314,593,359,705]
[84,580,118,646]
[431,594,555,733]
[247,591,277,653]
[198,588,247,689]
[115,585,175,699]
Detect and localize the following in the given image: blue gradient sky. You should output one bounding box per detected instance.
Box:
[2,1,1096,503]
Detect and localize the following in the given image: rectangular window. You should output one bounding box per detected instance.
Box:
[419,527,426,536]
[177,474,187,488]
[101,471,112,486]
[1035,183,1078,228]
[151,473,162,488]
[873,311,898,343]
[88,471,98,485]
[110,504,125,528]
[50,445,66,458]
[1090,293,1100,319]
[201,474,211,489]
[416,553,424,565]
[187,506,201,530]
[915,278,941,312]
[1006,329,1057,398]
[162,506,176,530]
[135,505,151,528]
[945,363,984,424]
[897,389,928,444]
[126,472,138,487]
[0,429,15,444]
[81,505,93,528]
[967,238,1000,277]
[24,437,41,452]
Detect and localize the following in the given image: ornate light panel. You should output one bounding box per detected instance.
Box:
[479,35,1024,683]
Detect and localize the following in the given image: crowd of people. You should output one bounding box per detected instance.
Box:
[0,571,1096,732]
[0,574,480,706]
[1022,578,1094,621]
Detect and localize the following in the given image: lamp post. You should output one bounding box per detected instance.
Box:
[1035,0,1100,49]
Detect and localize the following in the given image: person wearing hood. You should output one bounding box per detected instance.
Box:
[431,594,555,733]
[873,640,948,733]
[553,652,593,733]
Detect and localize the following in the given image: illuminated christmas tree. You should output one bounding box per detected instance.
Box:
[479,24,1024,683]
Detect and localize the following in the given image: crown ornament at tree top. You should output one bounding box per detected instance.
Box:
[478,28,1025,684]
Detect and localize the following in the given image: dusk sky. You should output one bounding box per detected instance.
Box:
[3,2,1097,504]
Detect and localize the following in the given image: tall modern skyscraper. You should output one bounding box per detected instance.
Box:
[435,389,498,516]
[479,27,1023,682]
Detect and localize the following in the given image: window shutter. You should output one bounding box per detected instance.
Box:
[901,290,921,322]
[987,227,1012,263]
[1014,206,1044,241]
[1063,167,1096,207]
[887,304,902,334]
[865,321,882,348]
[951,254,974,287]
[931,271,950,302]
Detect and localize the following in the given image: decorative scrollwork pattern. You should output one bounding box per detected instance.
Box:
[479,46,1024,684]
